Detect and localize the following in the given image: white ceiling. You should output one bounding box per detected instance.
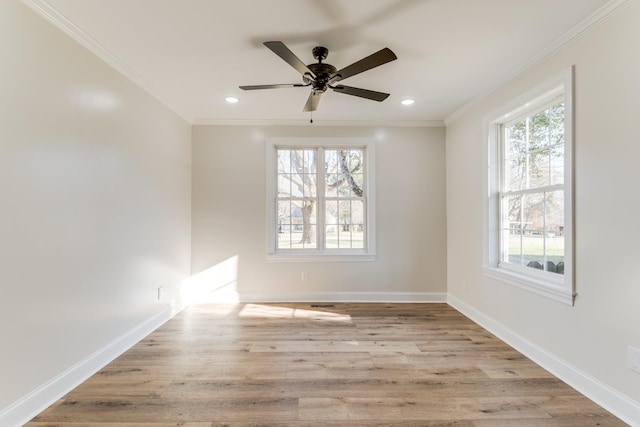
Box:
[32,0,612,126]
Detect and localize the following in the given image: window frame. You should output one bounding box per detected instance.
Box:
[266,138,376,262]
[484,68,575,305]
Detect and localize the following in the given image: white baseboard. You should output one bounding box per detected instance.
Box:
[447,293,640,427]
[234,291,448,303]
[0,307,174,427]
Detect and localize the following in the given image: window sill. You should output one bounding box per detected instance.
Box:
[483,265,575,306]
[267,252,376,263]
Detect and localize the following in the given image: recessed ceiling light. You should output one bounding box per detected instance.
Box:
[225,96,239,103]
[401,99,415,106]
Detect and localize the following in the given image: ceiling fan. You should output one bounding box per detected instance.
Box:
[240,41,397,112]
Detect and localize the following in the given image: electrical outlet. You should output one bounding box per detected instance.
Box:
[628,346,640,374]
[301,272,309,281]
[157,286,163,301]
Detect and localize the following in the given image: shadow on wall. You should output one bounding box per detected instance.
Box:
[180,255,239,306]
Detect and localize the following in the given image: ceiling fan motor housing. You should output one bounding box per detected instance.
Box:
[307,61,337,92]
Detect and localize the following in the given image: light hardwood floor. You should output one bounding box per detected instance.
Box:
[28,303,627,426]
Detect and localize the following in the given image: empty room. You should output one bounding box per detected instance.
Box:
[1,0,639,425]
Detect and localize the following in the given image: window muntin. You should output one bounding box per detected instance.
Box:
[499,100,565,275]
[271,143,371,257]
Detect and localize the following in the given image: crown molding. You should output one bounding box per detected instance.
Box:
[192,118,445,127]
[21,0,190,123]
[444,0,636,126]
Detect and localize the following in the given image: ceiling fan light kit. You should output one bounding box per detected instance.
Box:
[240,41,397,113]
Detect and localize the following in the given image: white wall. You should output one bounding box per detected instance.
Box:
[446,1,640,421]
[192,125,446,301]
[0,0,191,421]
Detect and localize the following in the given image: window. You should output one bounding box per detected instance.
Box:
[485,68,574,305]
[267,138,375,261]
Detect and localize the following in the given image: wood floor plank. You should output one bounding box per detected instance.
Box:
[28,423,212,427]
[26,303,628,426]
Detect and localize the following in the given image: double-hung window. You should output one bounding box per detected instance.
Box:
[485,69,574,305]
[267,138,375,261]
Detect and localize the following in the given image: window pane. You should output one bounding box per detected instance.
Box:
[529,110,550,153]
[505,194,522,227]
[550,143,564,185]
[287,200,317,249]
[348,150,364,196]
[304,150,316,174]
[502,194,523,265]
[521,234,545,270]
[351,231,364,248]
[351,200,365,249]
[292,150,304,171]
[505,120,526,192]
[351,200,364,225]
[528,149,550,188]
[545,191,564,236]
[550,103,565,146]
[506,121,527,159]
[325,199,339,248]
[326,148,365,199]
[338,178,350,198]
[277,200,292,249]
[325,149,338,174]
[338,200,350,230]
[505,228,522,265]
[325,173,338,197]
[521,193,545,270]
[507,155,526,191]
[277,174,291,197]
[325,200,338,225]
[346,149,363,171]
[545,191,565,274]
[277,150,291,173]
[325,225,338,248]
[353,173,364,194]
[337,228,350,248]
[349,174,364,197]
[522,193,543,230]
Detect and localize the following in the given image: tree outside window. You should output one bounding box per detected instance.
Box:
[275,146,367,251]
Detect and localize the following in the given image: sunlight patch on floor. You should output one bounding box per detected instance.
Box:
[239,303,352,323]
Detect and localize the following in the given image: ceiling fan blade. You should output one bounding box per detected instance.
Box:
[264,41,316,77]
[239,84,305,90]
[303,91,322,112]
[330,47,397,82]
[331,85,390,102]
